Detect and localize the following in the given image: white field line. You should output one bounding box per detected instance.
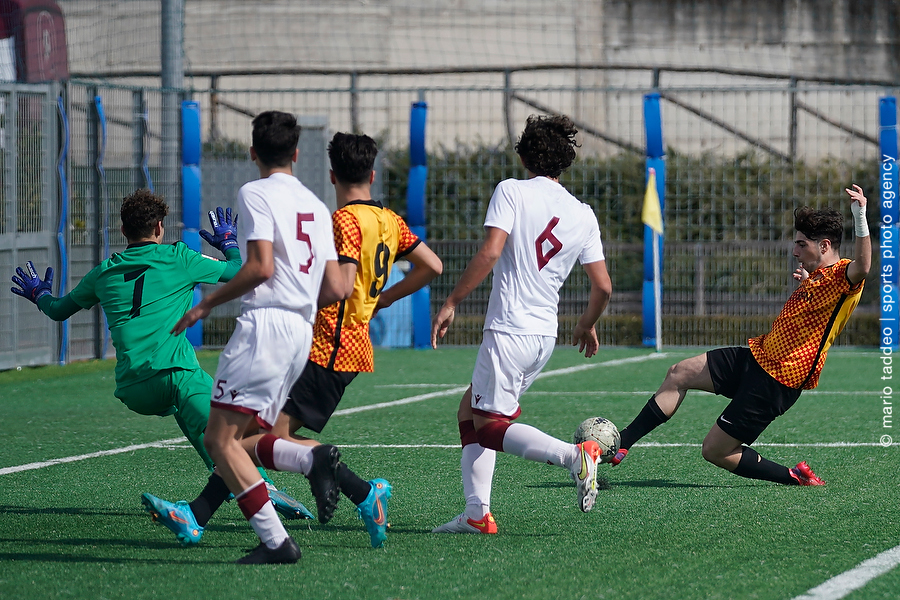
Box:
[524,390,881,396]
[0,438,186,476]
[120,441,893,450]
[790,545,900,600]
[332,352,670,417]
[0,353,667,476]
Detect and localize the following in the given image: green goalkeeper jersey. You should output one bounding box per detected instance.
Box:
[39,242,239,388]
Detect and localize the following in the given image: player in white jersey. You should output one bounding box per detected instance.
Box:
[431,115,612,534]
[172,111,348,564]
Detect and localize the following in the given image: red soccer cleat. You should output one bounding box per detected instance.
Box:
[789,461,825,486]
[610,448,628,466]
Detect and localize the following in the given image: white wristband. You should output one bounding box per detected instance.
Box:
[851,202,869,238]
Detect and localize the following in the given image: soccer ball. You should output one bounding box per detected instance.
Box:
[573,417,621,464]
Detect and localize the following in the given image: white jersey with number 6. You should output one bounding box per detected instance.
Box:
[482,176,604,337]
[237,172,336,323]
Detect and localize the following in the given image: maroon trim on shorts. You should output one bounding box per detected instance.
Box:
[210,400,257,416]
[472,406,522,421]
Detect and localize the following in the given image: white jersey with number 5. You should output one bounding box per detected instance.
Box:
[237,172,337,323]
[483,176,604,337]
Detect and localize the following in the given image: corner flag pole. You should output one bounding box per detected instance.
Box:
[643,168,664,352]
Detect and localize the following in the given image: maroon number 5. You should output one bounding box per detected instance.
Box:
[296,212,315,274]
[213,379,227,400]
[535,217,562,270]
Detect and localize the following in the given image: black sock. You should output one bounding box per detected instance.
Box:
[189,472,231,526]
[732,447,797,485]
[619,395,670,450]
[337,462,372,505]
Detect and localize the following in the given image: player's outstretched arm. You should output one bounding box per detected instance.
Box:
[844,183,872,285]
[571,260,612,358]
[11,261,83,321]
[377,242,443,312]
[431,227,507,348]
[172,239,273,334]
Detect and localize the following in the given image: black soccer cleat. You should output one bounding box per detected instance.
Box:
[235,536,302,565]
[307,444,341,524]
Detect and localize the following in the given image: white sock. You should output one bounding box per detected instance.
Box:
[248,502,289,549]
[268,439,315,475]
[501,423,579,468]
[461,443,495,521]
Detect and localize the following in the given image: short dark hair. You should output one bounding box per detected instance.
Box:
[251,111,301,167]
[121,189,168,240]
[794,206,844,249]
[328,132,377,184]
[514,114,580,178]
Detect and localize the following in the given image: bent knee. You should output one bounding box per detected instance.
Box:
[701,441,727,466]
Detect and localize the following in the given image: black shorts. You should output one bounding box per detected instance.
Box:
[706,347,802,445]
[281,361,358,434]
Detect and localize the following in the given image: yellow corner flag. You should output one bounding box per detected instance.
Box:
[642,168,663,234]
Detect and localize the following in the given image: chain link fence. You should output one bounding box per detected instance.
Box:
[0,71,883,367]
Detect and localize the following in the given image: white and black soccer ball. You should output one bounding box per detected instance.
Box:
[573,417,621,464]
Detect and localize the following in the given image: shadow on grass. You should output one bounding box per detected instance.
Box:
[527,478,727,489]
[0,551,226,564]
[611,479,728,489]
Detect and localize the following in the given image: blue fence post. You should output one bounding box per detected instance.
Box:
[408,100,430,349]
[182,101,203,347]
[642,92,665,348]
[56,95,69,364]
[880,97,899,351]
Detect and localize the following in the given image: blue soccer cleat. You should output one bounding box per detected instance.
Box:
[141,492,204,546]
[265,483,315,520]
[357,478,391,548]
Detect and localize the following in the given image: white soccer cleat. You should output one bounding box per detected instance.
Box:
[571,441,601,512]
[432,512,497,534]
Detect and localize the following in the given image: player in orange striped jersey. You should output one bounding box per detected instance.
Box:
[268,132,443,547]
[612,184,872,486]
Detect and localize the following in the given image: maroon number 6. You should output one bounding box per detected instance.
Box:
[297,212,315,274]
[535,216,562,270]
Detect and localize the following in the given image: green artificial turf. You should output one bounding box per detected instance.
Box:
[0,347,896,599]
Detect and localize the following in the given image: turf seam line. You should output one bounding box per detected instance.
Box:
[790,544,900,600]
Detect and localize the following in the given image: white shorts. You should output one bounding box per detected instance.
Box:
[470,330,555,419]
[211,307,313,429]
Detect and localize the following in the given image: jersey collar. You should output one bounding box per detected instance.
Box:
[345,199,383,209]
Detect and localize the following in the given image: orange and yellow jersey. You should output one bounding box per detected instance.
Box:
[309,200,421,372]
[749,258,863,389]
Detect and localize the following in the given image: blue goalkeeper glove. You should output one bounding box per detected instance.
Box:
[11,261,53,305]
[199,206,239,254]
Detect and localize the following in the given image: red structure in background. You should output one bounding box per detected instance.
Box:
[0,0,67,82]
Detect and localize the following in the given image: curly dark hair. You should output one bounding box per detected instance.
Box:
[794,206,843,249]
[514,114,580,178]
[120,189,168,240]
[252,110,301,167]
[328,132,377,184]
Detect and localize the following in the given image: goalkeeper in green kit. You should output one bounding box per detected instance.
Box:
[10,189,313,527]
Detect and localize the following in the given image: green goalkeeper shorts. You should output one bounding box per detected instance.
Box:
[115,367,213,454]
